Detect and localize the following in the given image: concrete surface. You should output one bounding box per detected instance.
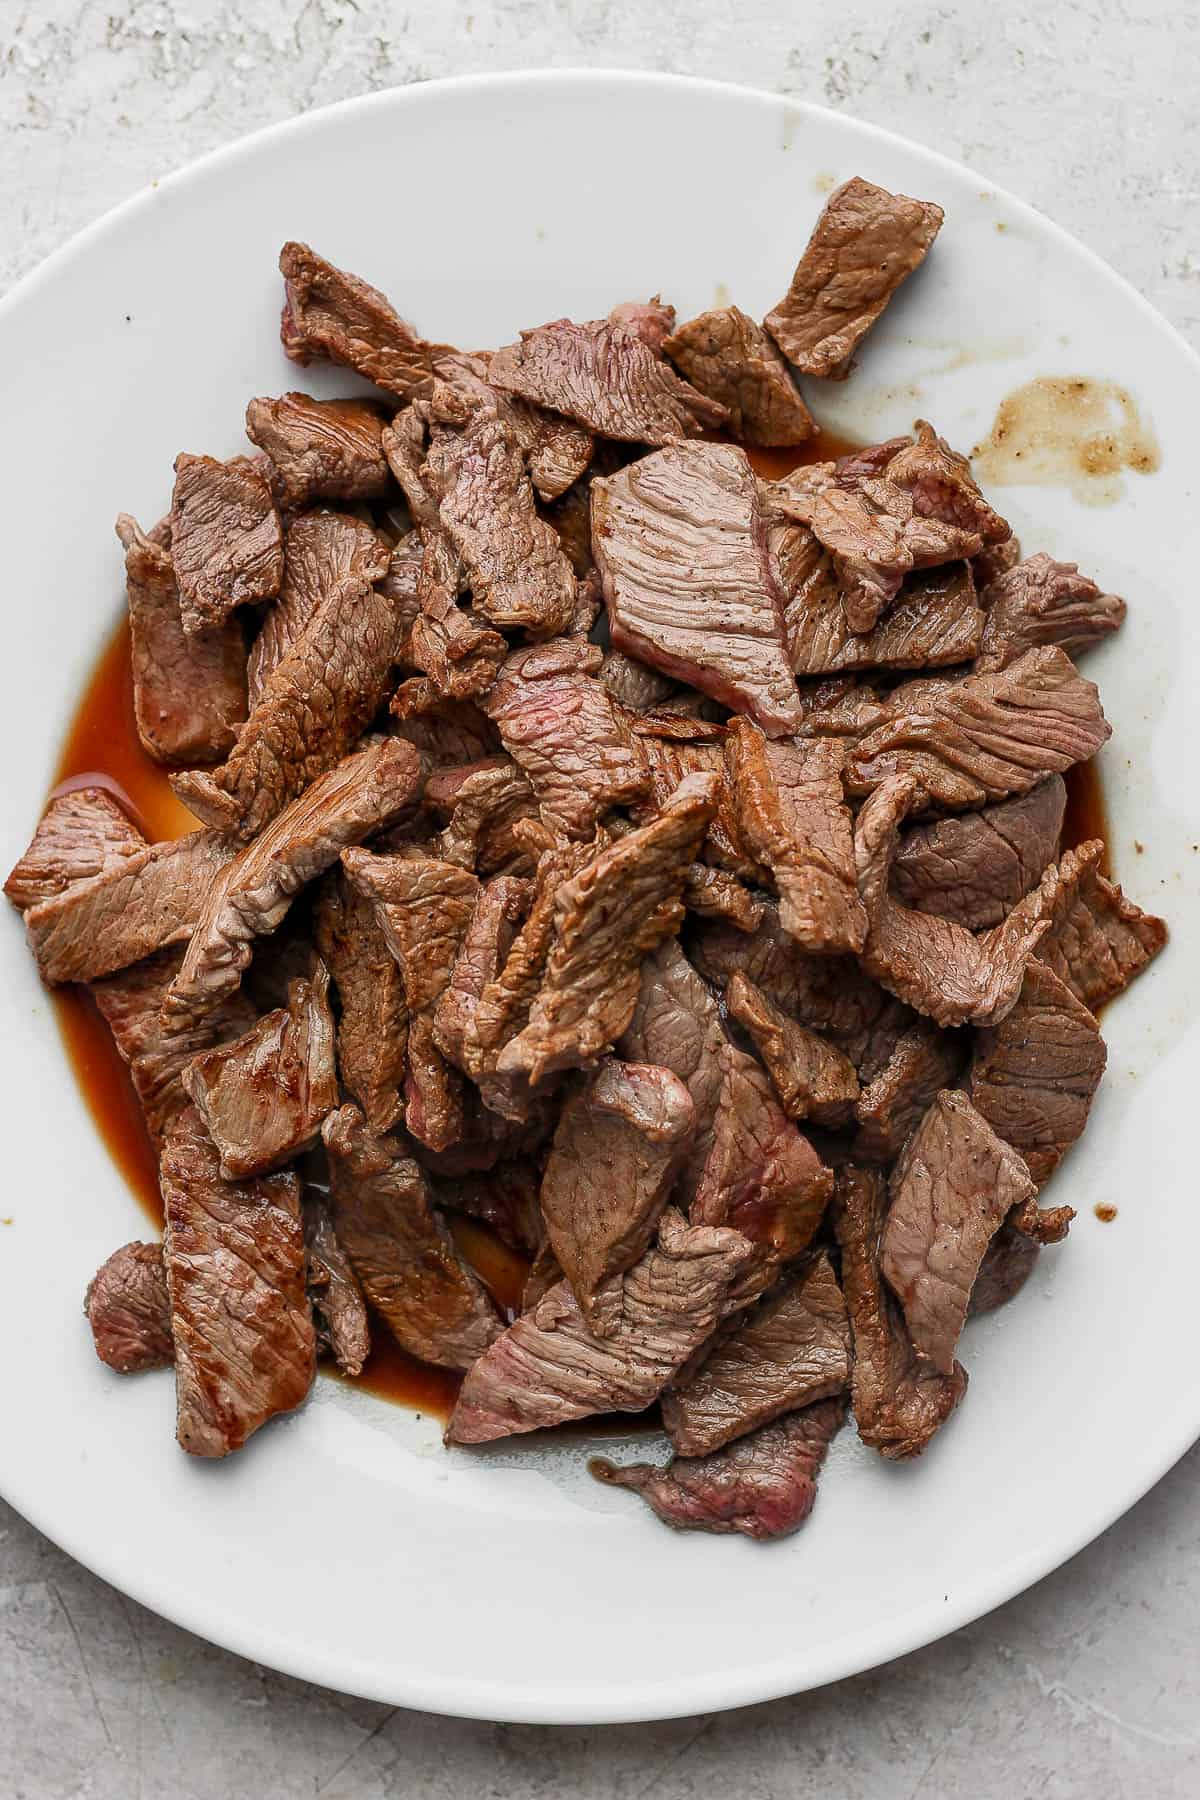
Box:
[2,2,1197,1794]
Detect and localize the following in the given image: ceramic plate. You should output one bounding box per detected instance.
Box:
[1,71,1197,1725]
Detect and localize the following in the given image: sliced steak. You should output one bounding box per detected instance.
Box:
[765,176,943,377]
[181,964,339,1179]
[161,1109,315,1457]
[968,959,1106,1186]
[592,1397,844,1540]
[975,553,1127,673]
[845,646,1111,808]
[429,759,539,875]
[634,730,753,880]
[726,971,859,1126]
[853,1016,964,1161]
[279,240,451,399]
[662,305,815,446]
[304,1193,371,1377]
[389,684,500,767]
[833,1164,966,1459]
[433,875,531,1071]
[84,1242,174,1374]
[313,870,408,1136]
[662,1251,850,1456]
[322,1104,502,1370]
[969,1223,1040,1317]
[434,348,595,503]
[488,317,728,444]
[608,296,676,353]
[404,527,507,703]
[434,1158,545,1259]
[116,515,247,766]
[169,453,284,633]
[598,651,679,714]
[496,771,718,1086]
[162,736,423,1028]
[540,1058,694,1336]
[5,788,144,912]
[786,560,984,677]
[891,776,1066,931]
[246,509,390,707]
[592,442,803,736]
[619,939,730,1203]
[1037,866,1167,1010]
[882,1089,1035,1374]
[483,641,651,840]
[445,1208,755,1443]
[728,720,866,953]
[244,393,390,508]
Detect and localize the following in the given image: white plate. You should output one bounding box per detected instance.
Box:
[1,71,1198,1725]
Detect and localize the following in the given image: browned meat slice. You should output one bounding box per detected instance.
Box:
[446,1208,755,1443]
[592,1397,844,1540]
[728,720,866,953]
[663,306,815,446]
[246,510,390,706]
[428,759,539,875]
[402,528,507,704]
[279,240,451,399]
[854,1016,964,1161]
[84,1242,174,1374]
[25,829,237,986]
[482,640,650,840]
[975,553,1127,673]
[726,971,859,1126]
[882,1089,1035,1375]
[854,773,1101,1027]
[173,520,407,838]
[496,772,718,1086]
[682,863,765,933]
[169,453,283,634]
[540,1059,694,1336]
[765,178,944,378]
[786,561,984,678]
[845,646,1111,808]
[5,787,144,912]
[608,296,677,353]
[891,776,1066,931]
[969,1222,1040,1316]
[833,1164,966,1458]
[1037,866,1167,1011]
[433,875,531,1070]
[116,515,247,766]
[161,1109,315,1457]
[389,681,500,766]
[402,1013,466,1154]
[489,317,728,445]
[433,348,595,503]
[435,1158,545,1259]
[598,651,679,713]
[304,1193,371,1377]
[181,965,339,1179]
[322,1104,501,1369]
[163,737,422,1028]
[619,939,728,1201]
[592,443,803,736]
[968,959,1106,1186]
[662,1252,850,1456]
[313,871,408,1136]
[421,404,578,636]
[793,673,890,742]
[972,535,1022,587]
[244,392,390,508]
[634,730,753,880]
[378,530,425,665]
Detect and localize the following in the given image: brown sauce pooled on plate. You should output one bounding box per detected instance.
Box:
[972,376,1160,506]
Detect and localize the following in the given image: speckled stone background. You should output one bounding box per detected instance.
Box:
[2,3,1197,1795]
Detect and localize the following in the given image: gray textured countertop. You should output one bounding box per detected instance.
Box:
[2,4,1197,1794]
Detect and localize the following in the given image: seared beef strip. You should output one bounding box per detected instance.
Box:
[891,776,1066,931]
[322,1104,502,1370]
[661,1251,850,1456]
[785,559,984,678]
[429,759,539,875]
[244,393,390,508]
[433,875,532,1071]
[84,1242,174,1374]
[116,515,247,766]
[592,1397,844,1541]
[279,240,452,398]
[765,177,943,378]
[608,296,677,353]
[853,1016,964,1162]
[246,509,390,707]
[445,1208,755,1443]
[162,737,423,1028]
[975,553,1126,673]
[540,1059,694,1336]
[169,453,284,633]
[662,306,816,446]
[489,317,728,444]
[435,349,595,504]
[181,965,339,1180]
[405,527,507,703]
[389,683,500,766]
[313,870,409,1136]
[161,1108,315,1458]
[845,645,1111,808]
[592,442,804,736]
[728,720,866,953]
[1037,866,1167,1010]
[5,787,144,912]
[882,1090,1035,1375]
[969,1222,1040,1317]
[726,971,859,1127]
[496,772,718,1086]
[833,1164,966,1458]
[303,1193,371,1377]
[483,641,651,840]
[599,652,679,714]
[968,959,1106,1187]
[634,729,755,881]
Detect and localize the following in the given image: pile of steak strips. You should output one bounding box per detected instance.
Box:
[7,177,1168,1541]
